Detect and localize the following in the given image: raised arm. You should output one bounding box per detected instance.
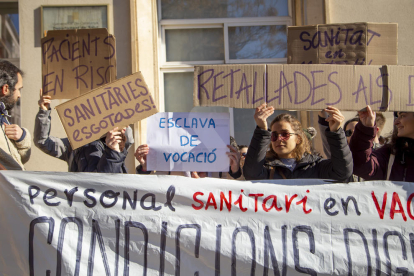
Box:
[349,106,388,180]
[243,103,274,180]
[316,107,353,181]
[33,89,71,161]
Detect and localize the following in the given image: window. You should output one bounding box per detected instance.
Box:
[158,0,292,145]
[0,2,20,125]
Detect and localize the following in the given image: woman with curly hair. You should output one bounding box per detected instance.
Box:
[350,106,414,181]
[243,103,352,181]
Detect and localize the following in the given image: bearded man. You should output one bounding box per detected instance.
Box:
[0,60,31,170]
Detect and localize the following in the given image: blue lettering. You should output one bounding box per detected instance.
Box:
[175,118,182,128]
[184,118,190,128]
[200,118,208,128]
[163,153,172,162]
[190,135,199,147]
[168,118,174,128]
[159,118,166,128]
[180,136,189,146]
[208,119,216,128]
[192,118,198,128]
[180,152,188,162]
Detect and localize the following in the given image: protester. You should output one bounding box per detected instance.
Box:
[34,91,134,173]
[0,60,31,170]
[350,106,414,181]
[243,103,352,181]
[318,111,386,158]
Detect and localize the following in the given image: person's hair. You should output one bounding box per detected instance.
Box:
[387,112,414,155]
[375,112,386,135]
[267,113,312,162]
[238,145,248,151]
[0,60,23,93]
[343,117,359,131]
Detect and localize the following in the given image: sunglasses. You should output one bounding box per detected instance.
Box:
[345,129,353,137]
[271,131,297,142]
[241,152,247,157]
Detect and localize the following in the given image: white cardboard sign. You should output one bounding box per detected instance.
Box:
[146,112,230,172]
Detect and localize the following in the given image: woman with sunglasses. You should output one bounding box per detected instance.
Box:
[243,103,352,181]
[349,106,414,181]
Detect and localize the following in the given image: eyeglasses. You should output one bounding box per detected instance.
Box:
[271,131,297,142]
[344,129,353,137]
[241,152,247,157]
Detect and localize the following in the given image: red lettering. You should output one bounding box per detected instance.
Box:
[407,193,414,220]
[296,192,312,214]
[285,194,298,213]
[192,192,204,210]
[249,193,264,212]
[390,192,407,221]
[205,192,218,210]
[220,191,232,212]
[371,191,387,219]
[234,190,248,212]
[262,195,283,212]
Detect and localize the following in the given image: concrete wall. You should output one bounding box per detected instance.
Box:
[19,0,133,172]
[326,0,414,137]
[328,0,414,67]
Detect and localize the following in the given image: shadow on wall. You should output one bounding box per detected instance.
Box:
[34,7,41,48]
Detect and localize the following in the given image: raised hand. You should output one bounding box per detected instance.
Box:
[134,144,149,171]
[118,127,127,152]
[105,127,122,152]
[357,105,376,127]
[226,145,240,174]
[324,106,345,132]
[254,103,274,130]
[38,88,51,110]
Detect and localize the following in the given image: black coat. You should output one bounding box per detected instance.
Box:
[243,127,353,181]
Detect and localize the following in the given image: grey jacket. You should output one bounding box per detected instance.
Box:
[34,109,134,173]
[243,126,353,181]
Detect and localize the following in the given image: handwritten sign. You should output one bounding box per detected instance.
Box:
[1,171,414,275]
[41,28,117,99]
[194,64,414,112]
[56,72,158,150]
[287,23,398,65]
[146,112,230,172]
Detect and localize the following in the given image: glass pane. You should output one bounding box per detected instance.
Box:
[229,25,287,59]
[233,108,296,146]
[42,6,107,32]
[161,0,289,19]
[164,72,229,113]
[166,28,224,62]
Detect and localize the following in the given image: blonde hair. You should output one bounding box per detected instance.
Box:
[267,113,312,162]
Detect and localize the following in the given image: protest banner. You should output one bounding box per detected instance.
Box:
[146,112,230,172]
[194,64,414,112]
[41,28,117,99]
[1,170,414,275]
[55,72,158,150]
[287,22,398,65]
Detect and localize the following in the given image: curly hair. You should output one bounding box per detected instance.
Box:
[267,113,312,162]
[0,60,23,92]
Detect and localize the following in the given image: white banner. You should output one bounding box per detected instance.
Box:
[146,112,230,172]
[0,171,413,275]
